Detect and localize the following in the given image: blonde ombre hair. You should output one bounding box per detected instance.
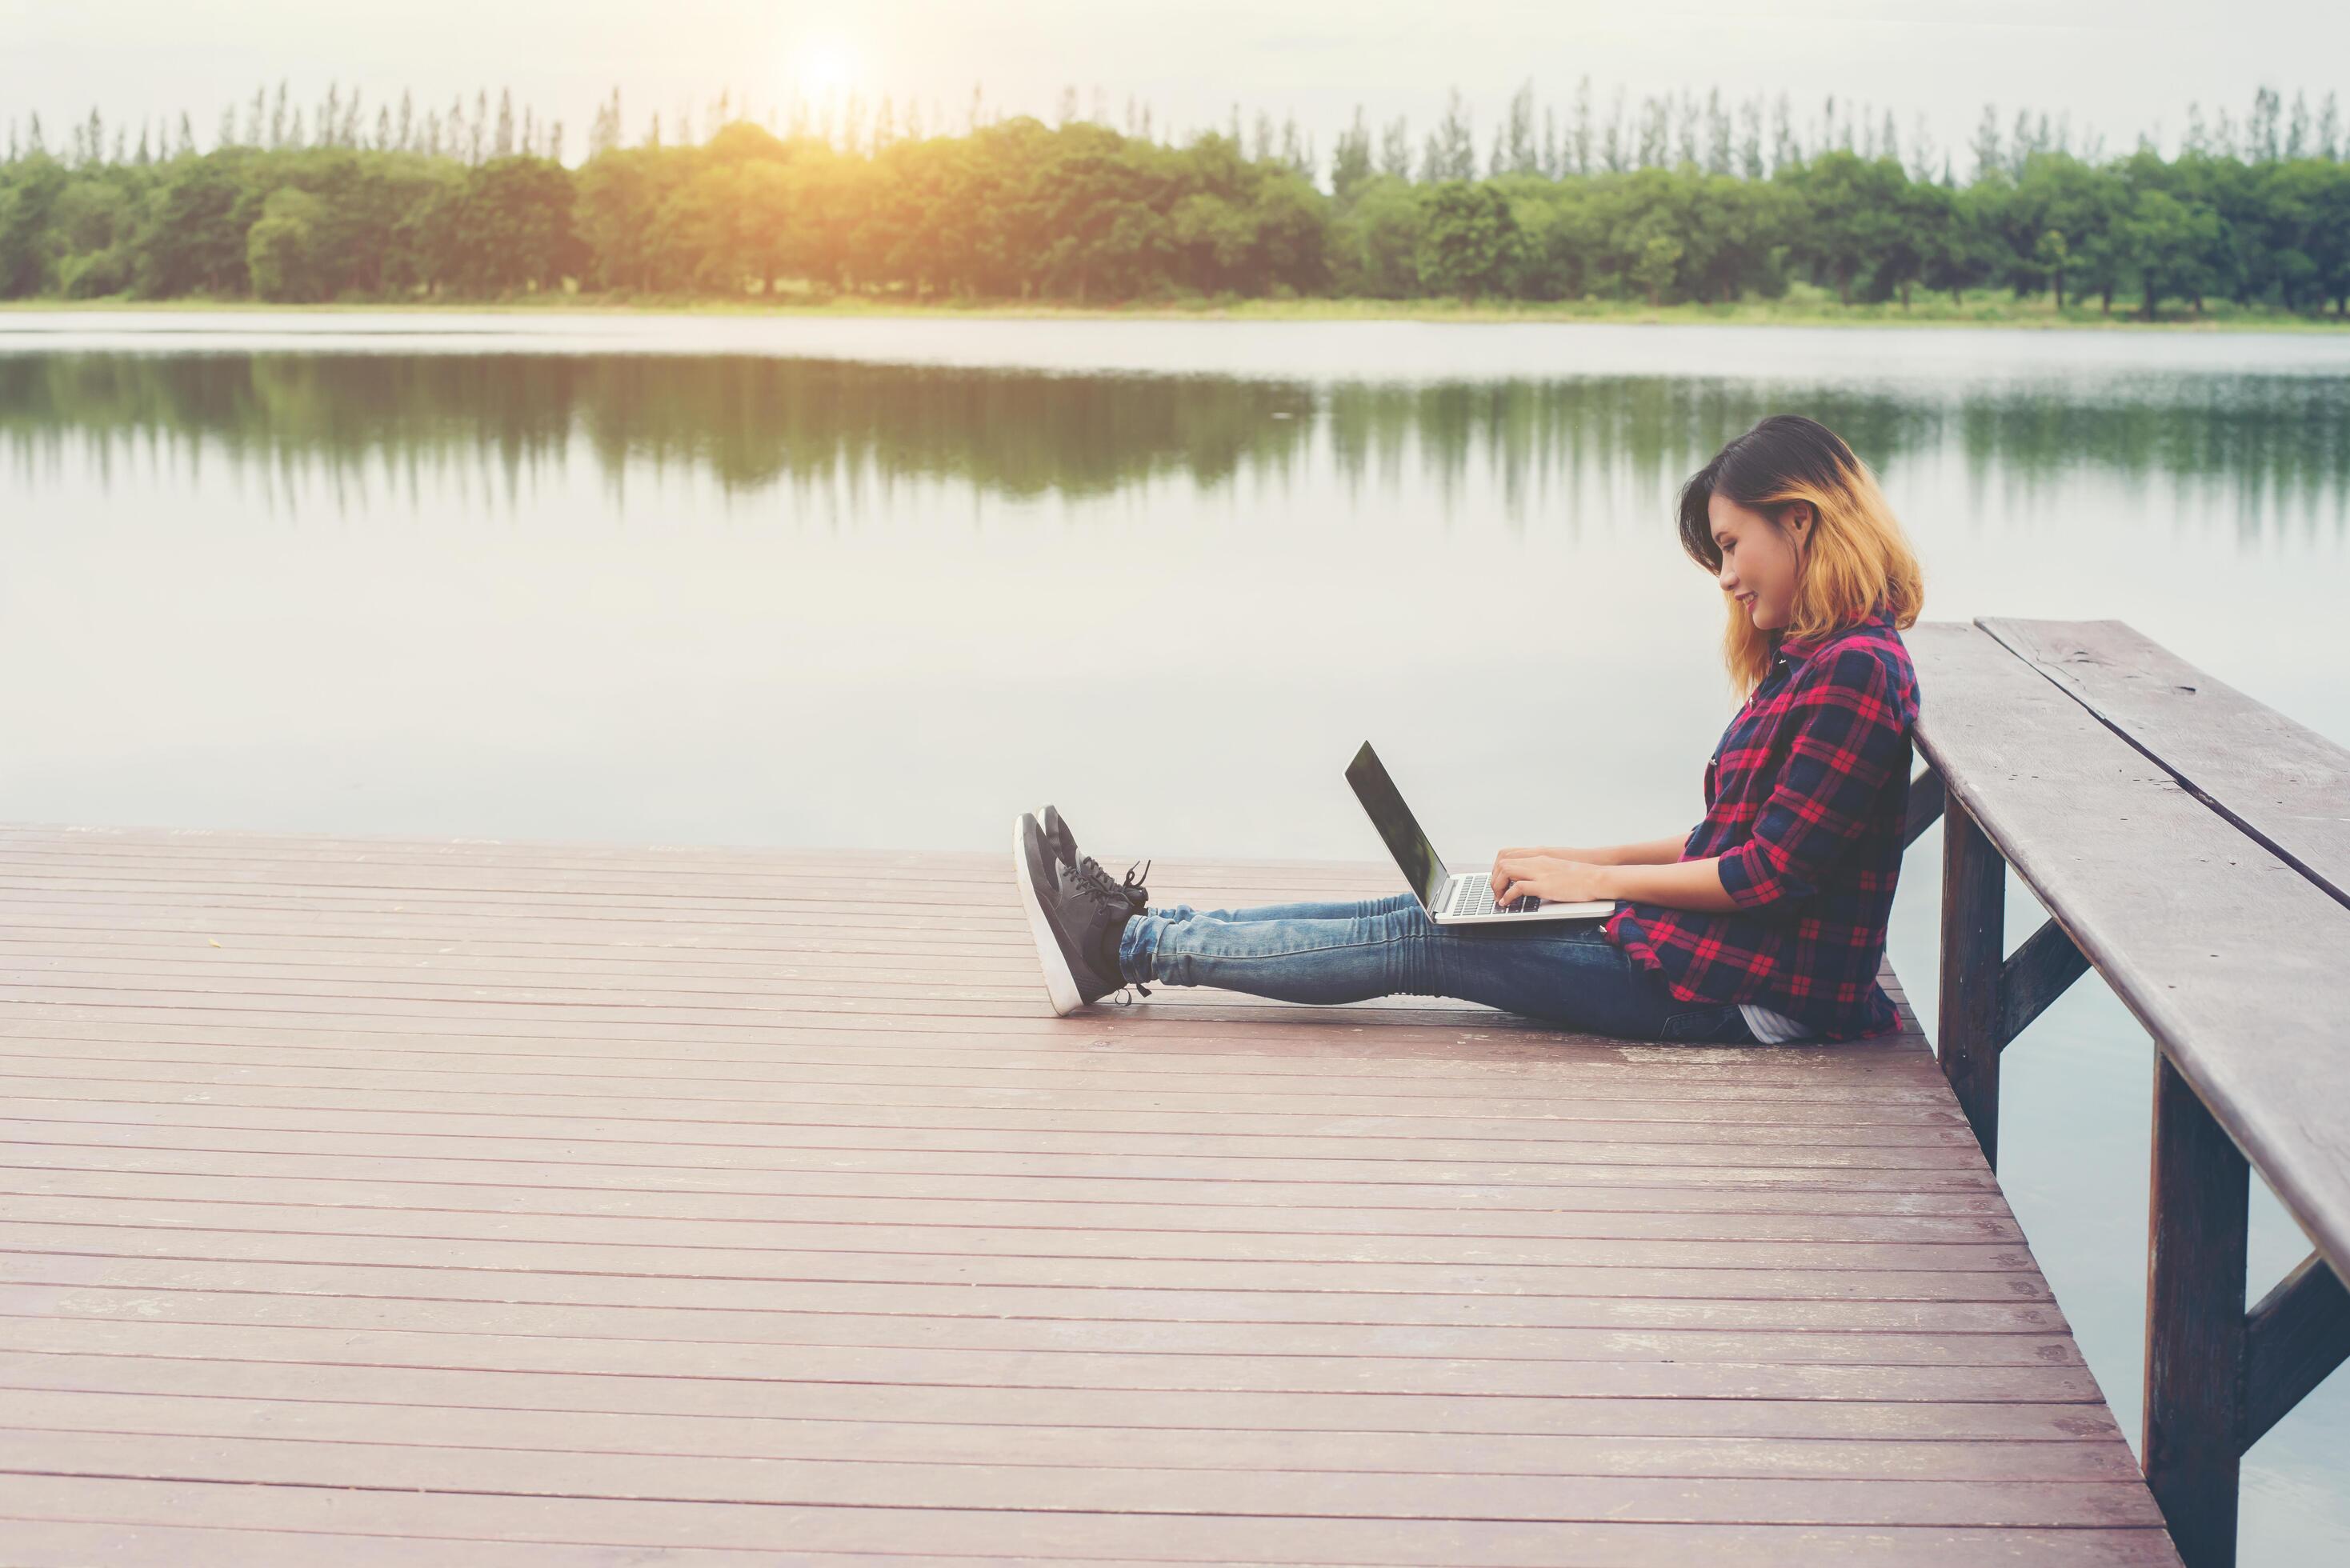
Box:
[1675,414,1924,698]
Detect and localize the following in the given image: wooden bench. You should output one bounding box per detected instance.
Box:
[1903,618,2350,1568]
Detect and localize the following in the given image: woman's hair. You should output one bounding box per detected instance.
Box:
[1676,414,1924,696]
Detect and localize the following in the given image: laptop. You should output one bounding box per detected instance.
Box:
[1346,741,1617,926]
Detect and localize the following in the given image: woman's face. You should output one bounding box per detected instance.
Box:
[1707,493,1811,632]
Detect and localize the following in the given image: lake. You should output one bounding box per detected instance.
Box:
[4,311,2347,1558]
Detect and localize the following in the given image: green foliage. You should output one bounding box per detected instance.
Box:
[1416,182,1518,298]
[246,186,325,301]
[4,103,2350,318]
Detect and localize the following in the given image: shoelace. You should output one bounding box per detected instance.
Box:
[1067,855,1155,1002]
[1071,854,1151,905]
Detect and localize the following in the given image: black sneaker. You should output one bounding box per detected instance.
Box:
[1037,804,1152,916]
[1013,812,1149,1015]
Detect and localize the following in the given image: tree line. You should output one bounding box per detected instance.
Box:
[2,82,2348,318]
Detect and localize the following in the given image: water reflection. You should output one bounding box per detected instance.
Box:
[4,352,2346,542]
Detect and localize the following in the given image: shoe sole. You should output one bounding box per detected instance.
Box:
[1038,804,1071,865]
[1012,812,1083,1017]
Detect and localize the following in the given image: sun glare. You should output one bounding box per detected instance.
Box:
[794,39,859,100]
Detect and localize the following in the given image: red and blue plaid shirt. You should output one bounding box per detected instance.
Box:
[1605,604,1920,1041]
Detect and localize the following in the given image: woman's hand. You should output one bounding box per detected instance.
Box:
[1488,852,1615,906]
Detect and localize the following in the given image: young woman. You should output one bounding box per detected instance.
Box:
[1014,414,1925,1045]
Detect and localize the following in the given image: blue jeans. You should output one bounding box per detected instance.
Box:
[1116,890,1762,1043]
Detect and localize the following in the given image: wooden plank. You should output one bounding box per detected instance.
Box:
[0,1350,2126,1442]
[0,1174,2027,1245]
[0,1477,2185,1566]
[1937,798,2006,1165]
[1979,617,2350,910]
[1904,762,1947,846]
[0,1388,2143,1477]
[2243,1250,2350,1449]
[1908,622,2350,1284]
[2141,1053,2250,1568]
[0,826,2171,1563]
[2000,916,2093,1047]
[0,1281,2082,1366]
[0,1426,2169,1525]
[0,1254,2073,1330]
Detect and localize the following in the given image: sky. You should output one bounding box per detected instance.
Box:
[3,1,2344,175]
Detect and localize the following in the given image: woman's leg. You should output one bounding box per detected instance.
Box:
[1142,890,1419,925]
[1116,899,1759,1042]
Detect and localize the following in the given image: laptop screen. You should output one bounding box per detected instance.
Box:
[1345,742,1450,910]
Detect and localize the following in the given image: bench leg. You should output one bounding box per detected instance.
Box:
[2143,1051,2249,1568]
[1936,798,2004,1168]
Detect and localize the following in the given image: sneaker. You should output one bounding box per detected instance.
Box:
[1013,812,1150,1014]
[1036,804,1152,916]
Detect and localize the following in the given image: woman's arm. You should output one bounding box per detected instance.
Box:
[1500,833,1692,867]
[1489,851,1742,913]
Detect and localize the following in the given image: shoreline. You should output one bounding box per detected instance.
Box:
[5,293,2348,334]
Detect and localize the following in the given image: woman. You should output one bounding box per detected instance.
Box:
[1014,414,1925,1045]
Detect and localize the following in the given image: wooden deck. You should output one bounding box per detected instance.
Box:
[0,823,2179,1564]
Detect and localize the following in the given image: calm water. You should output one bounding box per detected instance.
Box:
[4,314,2348,1557]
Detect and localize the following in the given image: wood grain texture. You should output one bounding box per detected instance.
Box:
[0,822,2176,1564]
[1978,617,2350,911]
[1908,621,2350,1286]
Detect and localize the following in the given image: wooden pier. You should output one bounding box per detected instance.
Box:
[0,816,2180,1564]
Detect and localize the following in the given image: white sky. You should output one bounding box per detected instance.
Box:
[3,1,2343,174]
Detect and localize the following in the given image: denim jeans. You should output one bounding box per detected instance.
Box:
[1115,890,1762,1043]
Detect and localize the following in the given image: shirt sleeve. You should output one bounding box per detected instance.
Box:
[1715,645,1908,910]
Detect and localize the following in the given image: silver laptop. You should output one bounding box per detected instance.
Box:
[1346,741,1616,926]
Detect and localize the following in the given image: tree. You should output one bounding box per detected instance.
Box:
[1329,108,1373,206]
[1328,176,1425,297]
[0,155,70,297]
[246,185,326,300]
[2116,187,2222,320]
[424,155,584,294]
[1788,150,1908,304]
[1414,180,1517,298]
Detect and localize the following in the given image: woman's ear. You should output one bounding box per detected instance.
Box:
[1784,501,1814,540]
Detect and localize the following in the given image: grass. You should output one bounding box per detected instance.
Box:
[6,281,2348,331]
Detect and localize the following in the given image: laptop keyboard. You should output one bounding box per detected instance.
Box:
[1448,878,1537,917]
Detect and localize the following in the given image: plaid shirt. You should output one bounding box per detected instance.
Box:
[1605,604,1920,1041]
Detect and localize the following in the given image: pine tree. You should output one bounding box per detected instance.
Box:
[2248,86,2280,162]
[1503,80,1537,174]
[1972,105,2003,182]
[1771,94,1797,172]
[1331,107,1373,201]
